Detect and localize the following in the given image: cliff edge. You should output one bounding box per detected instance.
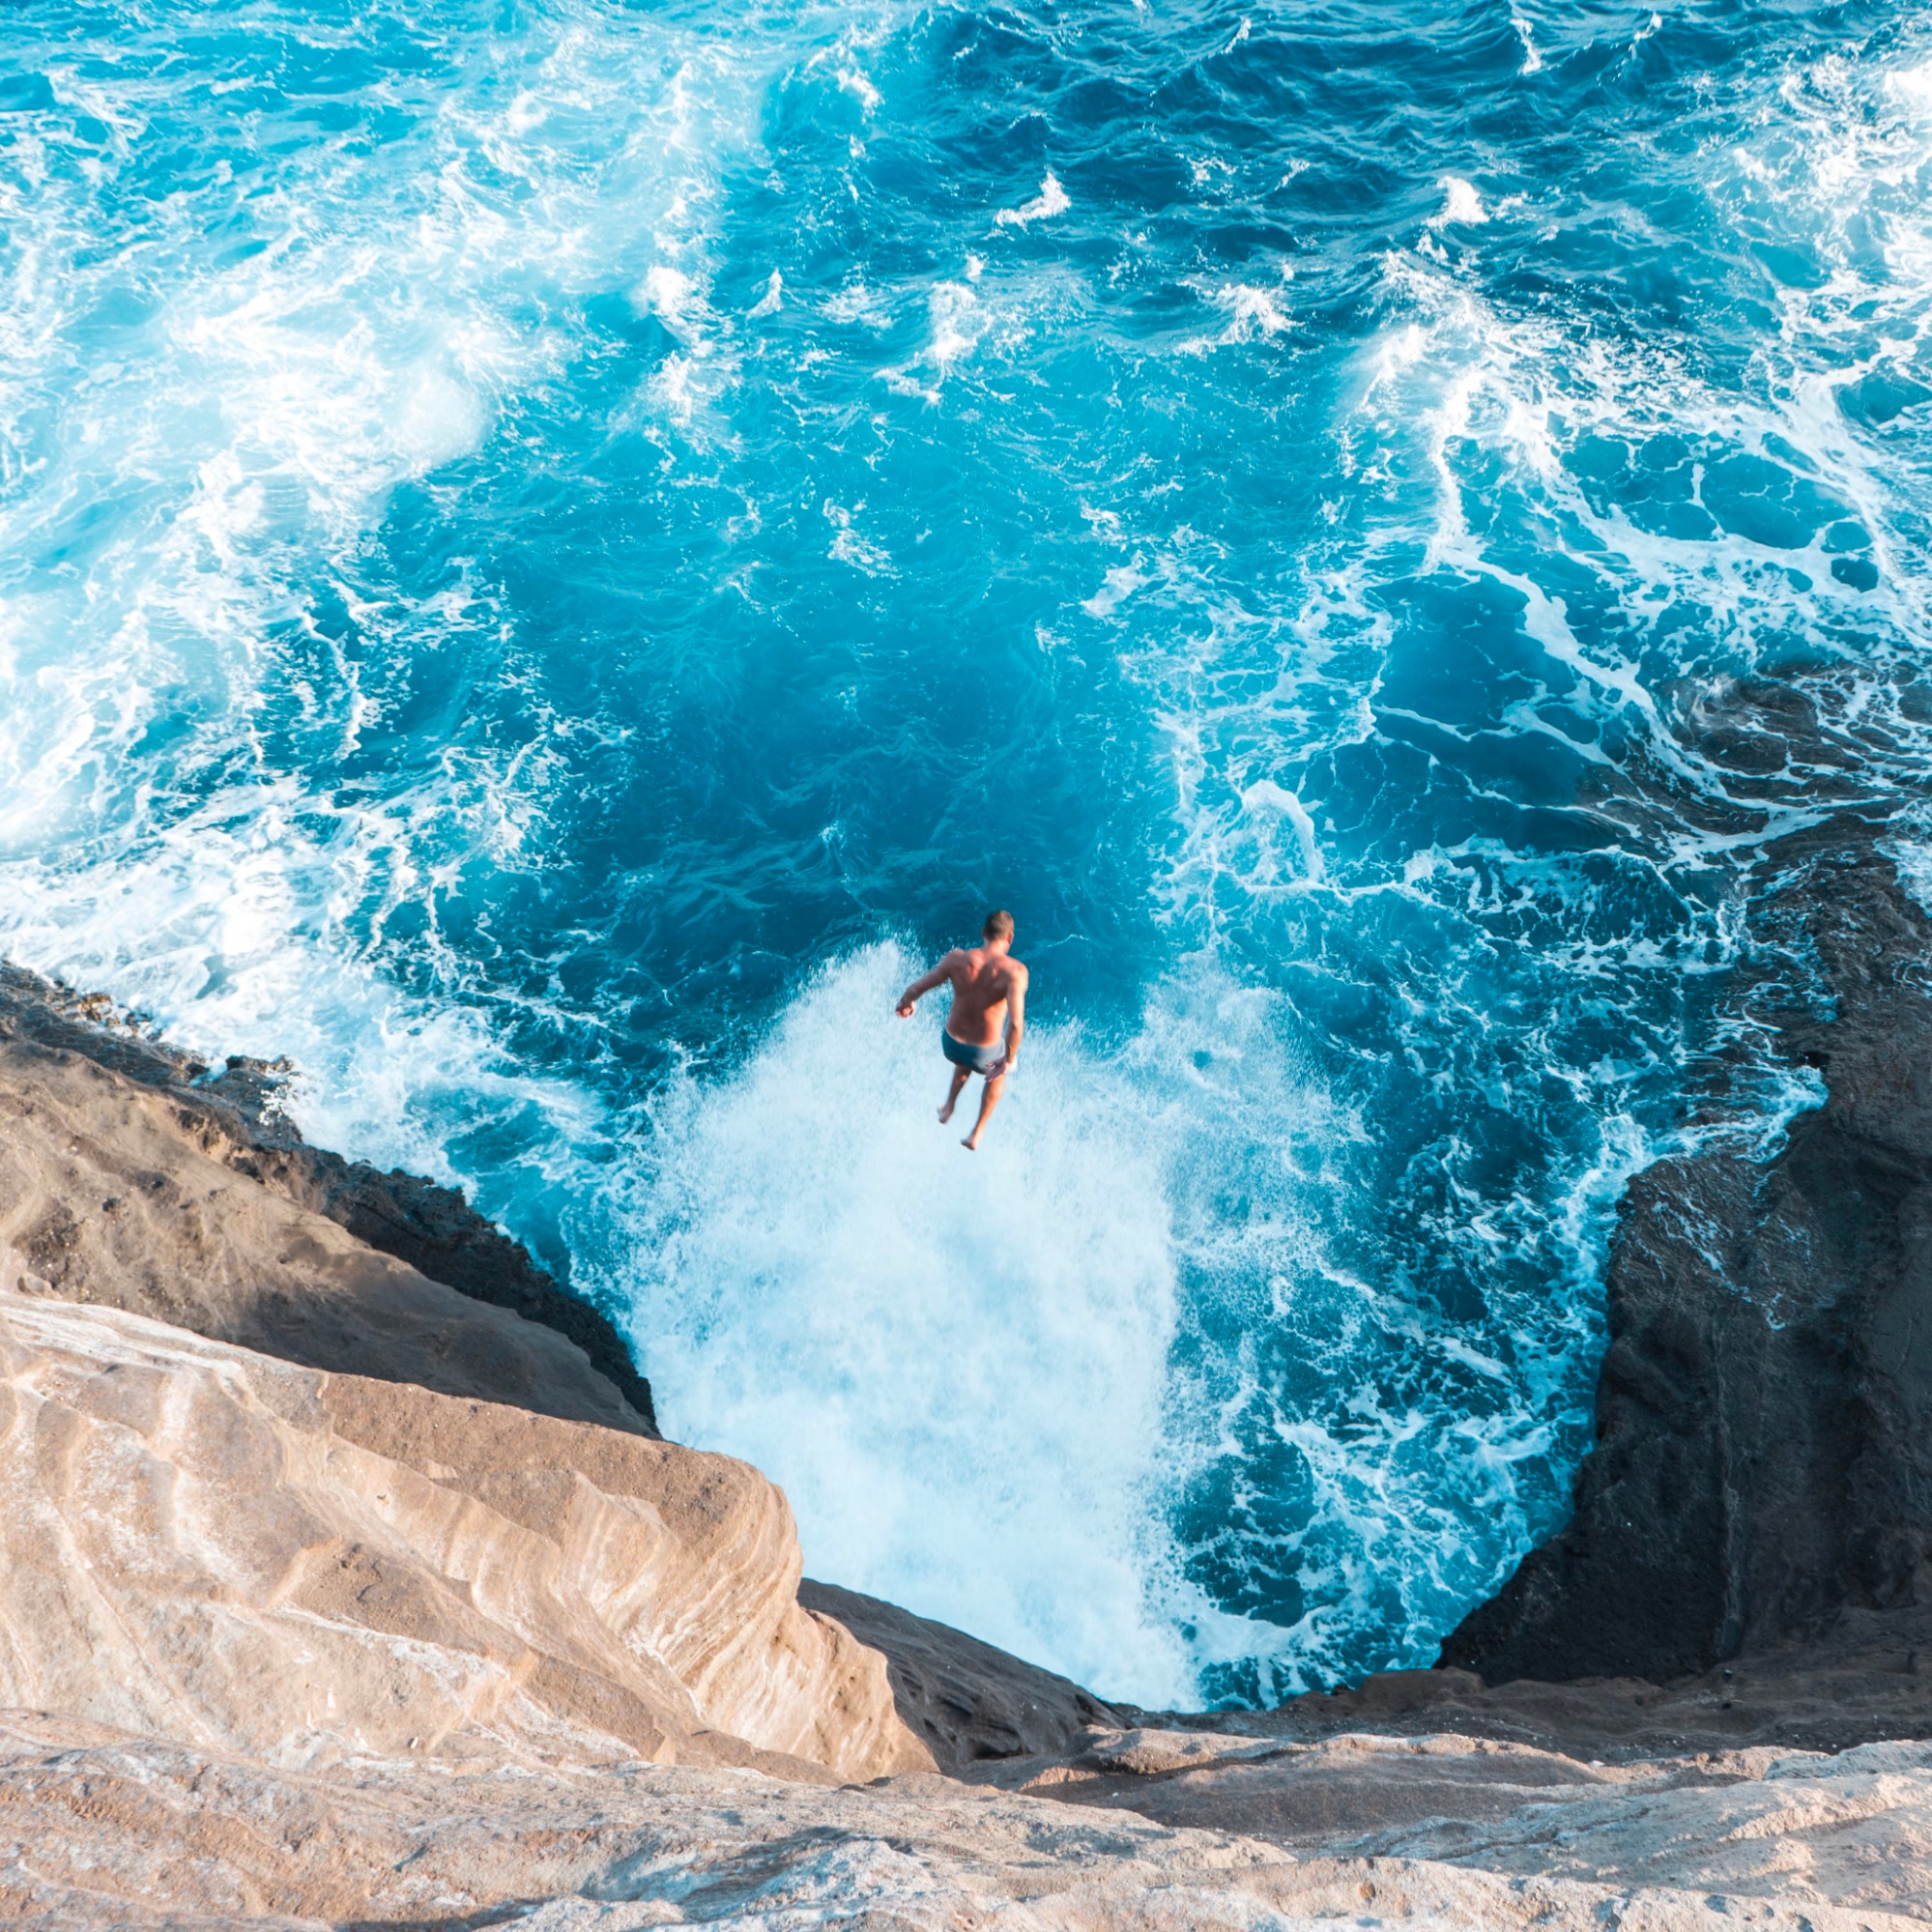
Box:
[0,1289,926,1781]
[14,937,1932,1926]
[0,963,657,1436]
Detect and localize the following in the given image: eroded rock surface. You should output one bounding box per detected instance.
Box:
[2,1711,1925,1931]
[982,1723,1932,1925]
[0,962,656,1431]
[0,1024,654,1435]
[0,1291,927,1781]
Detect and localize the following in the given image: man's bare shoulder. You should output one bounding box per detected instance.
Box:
[1005,956,1029,986]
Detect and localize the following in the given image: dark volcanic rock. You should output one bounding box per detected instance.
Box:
[798,1579,1128,1770]
[1443,820,1932,1685]
[0,962,657,1435]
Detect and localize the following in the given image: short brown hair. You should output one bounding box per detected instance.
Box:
[983,908,1015,941]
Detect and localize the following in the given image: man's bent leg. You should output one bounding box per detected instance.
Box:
[938,1062,971,1124]
[962,1070,1005,1150]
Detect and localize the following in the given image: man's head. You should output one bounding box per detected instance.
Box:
[982,908,1015,950]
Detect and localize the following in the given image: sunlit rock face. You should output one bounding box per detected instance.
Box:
[0,1290,927,1782]
[6,1711,1932,1931]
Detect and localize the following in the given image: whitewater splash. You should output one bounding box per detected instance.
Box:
[5,0,1932,1705]
[620,945,1190,1698]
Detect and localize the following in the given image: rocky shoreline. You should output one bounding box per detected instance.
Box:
[1445,818,1932,1690]
[0,964,659,1435]
[7,813,1932,1927]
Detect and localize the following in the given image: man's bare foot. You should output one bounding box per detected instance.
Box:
[961,1135,978,1151]
[938,1099,956,1124]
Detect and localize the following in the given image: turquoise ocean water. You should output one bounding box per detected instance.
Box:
[5,0,1932,1705]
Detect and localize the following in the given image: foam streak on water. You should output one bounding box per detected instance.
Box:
[5,0,1932,1707]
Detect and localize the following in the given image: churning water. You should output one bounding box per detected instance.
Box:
[6,0,1932,1706]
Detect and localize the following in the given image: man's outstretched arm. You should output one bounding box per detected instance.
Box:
[895,952,960,1017]
[998,970,1026,1072]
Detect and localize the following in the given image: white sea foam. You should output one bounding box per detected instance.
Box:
[1082,562,1147,618]
[879,278,989,398]
[994,172,1070,228]
[1335,59,1932,841]
[824,500,894,575]
[1429,177,1489,228]
[615,943,1194,1703]
[1236,781,1324,886]
[925,280,984,372]
[0,3,868,1164]
[837,67,882,114]
[1180,278,1296,354]
[0,806,605,1200]
[1886,835,1932,919]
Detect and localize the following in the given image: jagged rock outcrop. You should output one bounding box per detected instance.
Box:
[0,1289,927,1780]
[0,963,656,1431]
[1161,1609,1932,1760]
[1444,822,1932,1685]
[799,1578,1129,1769]
[0,1013,654,1435]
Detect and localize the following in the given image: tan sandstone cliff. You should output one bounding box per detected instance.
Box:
[0,1024,655,1436]
[0,1288,930,1782]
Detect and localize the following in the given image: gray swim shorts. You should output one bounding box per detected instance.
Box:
[942,1030,1004,1076]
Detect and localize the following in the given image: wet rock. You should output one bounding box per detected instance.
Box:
[1443,818,1932,1685]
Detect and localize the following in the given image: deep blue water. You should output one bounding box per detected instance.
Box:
[5,0,1932,1705]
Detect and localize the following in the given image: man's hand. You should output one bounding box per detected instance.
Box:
[896,953,958,1019]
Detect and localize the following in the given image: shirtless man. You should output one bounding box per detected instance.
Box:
[894,910,1028,1151]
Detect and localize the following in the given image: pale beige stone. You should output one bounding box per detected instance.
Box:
[0,1711,1924,1931]
[0,1289,930,1782]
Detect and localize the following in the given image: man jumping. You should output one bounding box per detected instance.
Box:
[894,910,1028,1151]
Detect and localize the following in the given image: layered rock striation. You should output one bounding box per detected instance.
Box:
[0,963,656,1432]
[8,1705,1932,1928]
[0,966,656,1436]
[0,1288,926,1781]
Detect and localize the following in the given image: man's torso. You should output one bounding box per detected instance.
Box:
[944,948,1024,1047]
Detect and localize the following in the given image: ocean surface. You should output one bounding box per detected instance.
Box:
[5,0,1932,1708]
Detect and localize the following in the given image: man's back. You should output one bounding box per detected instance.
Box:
[893,909,1027,1149]
[946,945,1026,1047]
